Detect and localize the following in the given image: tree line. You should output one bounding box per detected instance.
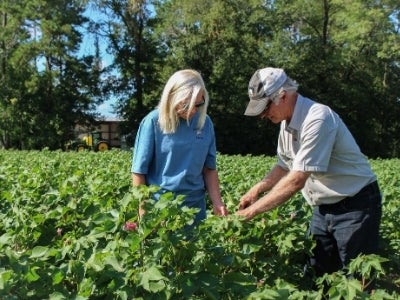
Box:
[1,0,399,158]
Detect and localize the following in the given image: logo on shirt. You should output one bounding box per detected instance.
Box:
[195,129,204,139]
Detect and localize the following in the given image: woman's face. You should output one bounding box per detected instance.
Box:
[176,92,205,120]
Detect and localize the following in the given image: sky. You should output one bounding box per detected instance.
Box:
[80,7,118,119]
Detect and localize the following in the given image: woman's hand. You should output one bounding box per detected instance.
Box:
[213,204,228,216]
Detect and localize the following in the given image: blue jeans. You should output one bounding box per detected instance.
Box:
[308,181,382,276]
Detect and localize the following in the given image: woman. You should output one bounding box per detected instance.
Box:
[131,69,228,226]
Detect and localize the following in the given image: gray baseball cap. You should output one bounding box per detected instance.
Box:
[244,67,287,116]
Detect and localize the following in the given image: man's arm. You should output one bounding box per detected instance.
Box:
[236,170,310,220]
[238,164,289,210]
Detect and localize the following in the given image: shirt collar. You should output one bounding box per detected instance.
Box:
[286,94,311,133]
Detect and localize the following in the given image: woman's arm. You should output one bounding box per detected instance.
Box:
[132,173,147,218]
[132,173,146,186]
[203,167,228,216]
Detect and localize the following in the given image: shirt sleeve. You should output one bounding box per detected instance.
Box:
[131,115,155,174]
[293,110,337,172]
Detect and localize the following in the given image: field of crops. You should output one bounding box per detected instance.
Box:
[0,150,399,299]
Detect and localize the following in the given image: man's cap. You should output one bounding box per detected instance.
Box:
[244,67,287,116]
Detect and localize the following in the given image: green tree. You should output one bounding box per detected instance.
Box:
[3,0,399,156]
[1,0,103,150]
[0,0,30,148]
[263,0,400,157]
[151,0,400,156]
[154,0,280,154]
[91,0,164,140]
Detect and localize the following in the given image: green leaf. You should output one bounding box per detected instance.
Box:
[78,277,95,297]
[86,252,105,272]
[49,292,67,300]
[0,233,11,246]
[29,246,49,258]
[52,270,64,285]
[105,255,124,272]
[346,279,362,299]
[26,266,40,282]
[242,243,262,254]
[139,266,168,292]
[0,270,13,289]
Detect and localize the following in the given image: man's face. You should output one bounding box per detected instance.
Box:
[259,94,284,123]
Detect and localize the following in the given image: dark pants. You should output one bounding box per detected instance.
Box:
[308,181,382,276]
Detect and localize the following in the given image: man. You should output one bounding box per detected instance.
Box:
[236,67,382,277]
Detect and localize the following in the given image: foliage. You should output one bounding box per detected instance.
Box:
[90,0,165,136]
[154,0,281,155]
[270,0,400,158]
[0,150,398,299]
[1,0,400,157]
[153,0,400,157]
[0,0,104,150]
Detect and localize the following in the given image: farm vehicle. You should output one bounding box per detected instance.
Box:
[66,131,112,152]
[65,119,129,151]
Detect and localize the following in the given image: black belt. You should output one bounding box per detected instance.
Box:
[349,181,380,200]
[319,181,380,209]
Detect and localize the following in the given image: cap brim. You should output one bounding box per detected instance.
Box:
[244,98,269,116]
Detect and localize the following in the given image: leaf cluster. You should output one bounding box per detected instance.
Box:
[0,150,398,299]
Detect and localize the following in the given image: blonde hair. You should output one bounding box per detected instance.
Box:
[158,69,209,133]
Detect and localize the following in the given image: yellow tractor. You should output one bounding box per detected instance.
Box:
[67,131,110,152]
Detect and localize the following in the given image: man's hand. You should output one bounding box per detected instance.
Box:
[237,170,310,221]
[238,188,259,210]
[236,205,257,221]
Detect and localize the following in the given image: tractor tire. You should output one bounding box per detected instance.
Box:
[77,144,86,152]
[96,141,109,152]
